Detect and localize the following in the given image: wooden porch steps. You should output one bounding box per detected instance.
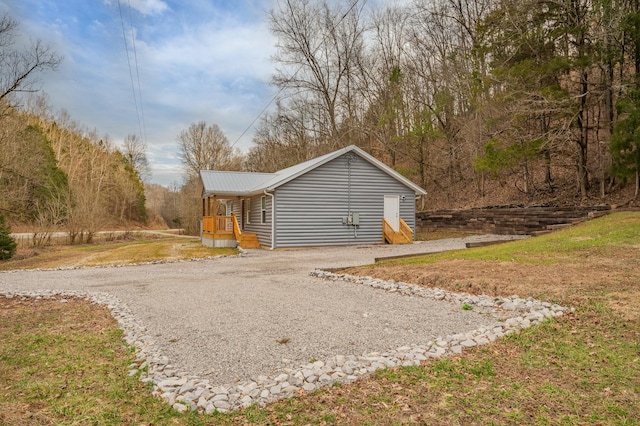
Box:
[383,231,412,244]
[238,233,260,249]
[383,218,413,244]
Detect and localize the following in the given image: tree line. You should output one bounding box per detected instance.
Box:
[0,12,147,244]
[166,0,640,232]
[5,0,640,252]
[0,99,148,243]
[243,0,640,204]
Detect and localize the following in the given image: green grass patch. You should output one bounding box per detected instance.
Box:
[384,211,640,266]
[0,298,211,425]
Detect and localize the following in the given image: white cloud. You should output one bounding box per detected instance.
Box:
[147,145,183,186]
[129,0,169,16]
[147,22,275,81]
[132,16,277,153]
[103,0,169,16]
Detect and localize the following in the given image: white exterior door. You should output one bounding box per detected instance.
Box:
[384,195,400,232]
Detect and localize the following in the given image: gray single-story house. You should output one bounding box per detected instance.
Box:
[199,145,427,249]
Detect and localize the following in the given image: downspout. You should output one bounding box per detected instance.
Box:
[264,189,275,250]
[415,193,426,241]
[346,153,357,238]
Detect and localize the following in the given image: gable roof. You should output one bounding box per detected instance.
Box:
[200,145,427,197]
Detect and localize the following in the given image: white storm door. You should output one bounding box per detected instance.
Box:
[384,195,400,232]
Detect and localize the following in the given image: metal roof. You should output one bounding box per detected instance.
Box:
[199,171,275,196]
[200,145,427,197]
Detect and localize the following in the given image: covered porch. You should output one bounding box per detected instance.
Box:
[201,195,260,249]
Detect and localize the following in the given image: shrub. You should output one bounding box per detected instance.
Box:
[0,215,17,260]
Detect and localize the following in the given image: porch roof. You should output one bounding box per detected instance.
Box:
[200,171,275,197]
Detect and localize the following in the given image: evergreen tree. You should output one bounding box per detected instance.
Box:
[0,215,17,260]
[611,89,640,198]
[611,4,640,198]
[474,0,573,194]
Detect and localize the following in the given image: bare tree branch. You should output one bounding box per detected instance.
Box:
[0,13,62,103]
[177,121,235,180]
[122,134,151,181]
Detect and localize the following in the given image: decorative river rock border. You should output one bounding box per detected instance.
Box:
[0,269,571,414]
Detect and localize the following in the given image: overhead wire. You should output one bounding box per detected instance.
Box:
[117,0,145,144]
[127,0,148,144]
[229,0,368,148]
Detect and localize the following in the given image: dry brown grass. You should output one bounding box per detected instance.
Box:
[345,251,640,320]
[415,228,481,241]
[0,237,237,271]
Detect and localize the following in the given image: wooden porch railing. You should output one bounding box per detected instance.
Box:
[202,214,260,248]
[399,218,413,242]
[203,216,214,233]
[382,218,394,243]
[202,215,233,234]
[231,213,242,240]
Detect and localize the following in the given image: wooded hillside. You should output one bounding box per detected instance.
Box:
[0,12,147,240]
[0,102,146,240]
[247,0,640,208]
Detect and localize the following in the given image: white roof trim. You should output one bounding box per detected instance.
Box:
[200,145,427,197]
[266,145,427,194]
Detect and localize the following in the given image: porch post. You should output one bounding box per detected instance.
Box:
[212,195,217,233]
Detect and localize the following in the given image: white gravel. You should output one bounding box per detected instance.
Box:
[0,236,523,387]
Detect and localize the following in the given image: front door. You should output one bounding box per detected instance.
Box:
[384,195,400,232]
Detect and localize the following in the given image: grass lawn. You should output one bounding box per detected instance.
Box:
[1,212,638,424]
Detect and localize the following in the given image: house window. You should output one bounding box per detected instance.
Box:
[261,196,266,224]
[246,199,251,224]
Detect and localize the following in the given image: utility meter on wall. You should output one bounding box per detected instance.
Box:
[343,213,360,225]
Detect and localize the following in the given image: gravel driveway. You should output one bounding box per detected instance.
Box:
[0,236,519,386]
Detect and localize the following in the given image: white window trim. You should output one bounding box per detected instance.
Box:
[261,196,266,224]
[245,198,251,224]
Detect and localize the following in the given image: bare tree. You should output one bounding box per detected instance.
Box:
[0,13,61,108]
[177,121,233,179]
[269,0,367,148]
[252,0,640,208]
[122,133,151,181]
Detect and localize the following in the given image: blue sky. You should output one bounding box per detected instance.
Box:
[2,0,277,186]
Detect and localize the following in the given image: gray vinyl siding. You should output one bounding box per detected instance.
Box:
[227,198,240,221]
[243,194,272,247]
[227,198,238,217]
[273,154,416,248]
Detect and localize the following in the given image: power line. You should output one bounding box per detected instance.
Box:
[117,0,145,144]
[127,0,148,144]
[230,0,367,148]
